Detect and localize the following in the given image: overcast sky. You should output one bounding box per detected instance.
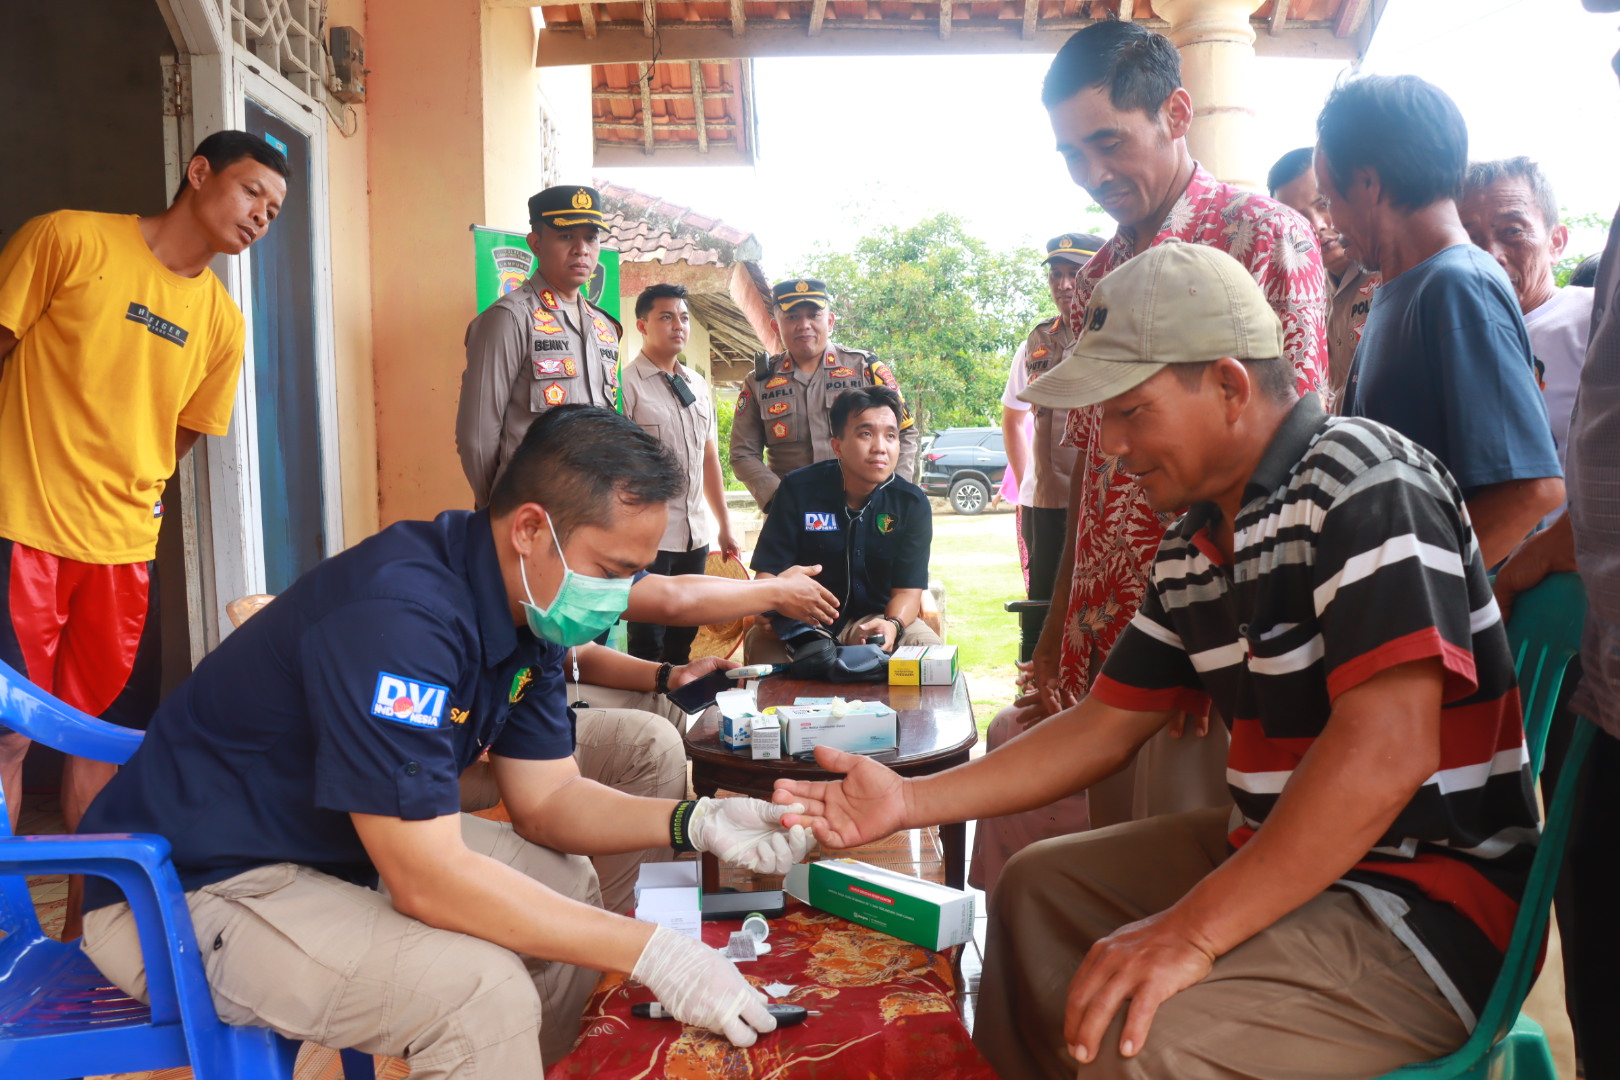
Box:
[596,0,1620,277]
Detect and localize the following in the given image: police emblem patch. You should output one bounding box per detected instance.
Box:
[544,382,567,406]
[830,367,855,378]
[535,358,565,376]
[873,363,899,391]
[765,375,789,389]
[804,512,839,532]
[563,357,578,377]
[768,401,790,415]
[738,386,752,407]
[510,667,534,704]
[371,672,451,729]
[1031,347,1049,360]
[796,281,810,293]
[771,421,788,439]
[877,513,895,534]
[572,188,594,210]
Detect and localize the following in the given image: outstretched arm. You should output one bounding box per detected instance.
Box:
[774,692,1172,848]
[627,565,838,626]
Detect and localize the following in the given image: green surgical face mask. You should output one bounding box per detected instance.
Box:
[520,513,633,647]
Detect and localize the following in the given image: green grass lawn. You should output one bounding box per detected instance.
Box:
[927,506,1025,733]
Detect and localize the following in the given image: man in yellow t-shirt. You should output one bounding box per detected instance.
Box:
[0,130,288,841]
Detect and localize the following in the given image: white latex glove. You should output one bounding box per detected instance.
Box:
[687,797,812,874]
[631,924,777,1046]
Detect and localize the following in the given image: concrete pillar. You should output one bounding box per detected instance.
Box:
[1154,0,1265,189]
[365,0,545,526]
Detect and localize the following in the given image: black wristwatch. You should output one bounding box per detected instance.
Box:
[655,662,675,695]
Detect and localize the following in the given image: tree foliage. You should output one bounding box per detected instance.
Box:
[797,213,1057,431]
[1554,209,1612,288]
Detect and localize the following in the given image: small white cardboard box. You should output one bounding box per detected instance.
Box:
[775,700,897,756]
[717,686,758,751]
[749,714,781,759]
[920,645,959,686]
[633,861,702,940]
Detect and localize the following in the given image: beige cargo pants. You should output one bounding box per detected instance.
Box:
[84,814,600,1076]
[973,807,1471,1080]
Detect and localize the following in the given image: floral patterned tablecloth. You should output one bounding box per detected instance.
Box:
[548,900,995,1080]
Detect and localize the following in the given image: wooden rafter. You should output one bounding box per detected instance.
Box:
[1021,0,1038,40]
[595,88,735,101]
[809,0,828,37]
[1334,0,1370,38]
[938,0,952,39]
[580,2,597,38]
[639,63,655,153]
[642,0,656,37]
[1269,0,1289,35]
[1118,0,1132,22]
[730,0,745,38]
[690,61,709,153]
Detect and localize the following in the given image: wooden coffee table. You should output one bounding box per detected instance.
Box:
[684,676,977,892]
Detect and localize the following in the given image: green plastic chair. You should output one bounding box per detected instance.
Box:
[1378,571,1590,1079]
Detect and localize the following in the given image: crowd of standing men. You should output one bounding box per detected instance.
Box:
[3,5,1620,1080]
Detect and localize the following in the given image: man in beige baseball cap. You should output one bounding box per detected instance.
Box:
[775,236,1530,1077]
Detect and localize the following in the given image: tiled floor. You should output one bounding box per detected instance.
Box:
[20,789,989,1079]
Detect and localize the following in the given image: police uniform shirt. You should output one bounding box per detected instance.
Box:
[1326,264,1378,408]
[621,352,715,552]
[457,273,623,507]
[749,459,931,634]
[1022,315,1080,509]
[81,509,572,911]
[729,343,919,508]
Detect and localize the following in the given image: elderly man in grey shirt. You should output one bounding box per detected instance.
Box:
[1492,5,1620,1072]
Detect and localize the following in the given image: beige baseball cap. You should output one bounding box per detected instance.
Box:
[1018,239,1284,411]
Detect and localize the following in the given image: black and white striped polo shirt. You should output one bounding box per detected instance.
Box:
[1093,394,1537,1027]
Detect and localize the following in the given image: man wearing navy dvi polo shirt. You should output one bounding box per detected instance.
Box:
[79,406,812,1075]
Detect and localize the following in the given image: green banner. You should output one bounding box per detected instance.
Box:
[470,225,620,318]
[471,225,623,409]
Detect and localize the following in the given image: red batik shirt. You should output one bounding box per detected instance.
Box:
[1057,164,1328,695]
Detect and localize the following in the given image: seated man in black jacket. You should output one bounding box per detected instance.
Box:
[744,385,941,666]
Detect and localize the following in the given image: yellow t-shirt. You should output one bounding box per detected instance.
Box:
[0,210,245,563]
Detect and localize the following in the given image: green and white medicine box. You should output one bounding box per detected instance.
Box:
[785,858,976,951]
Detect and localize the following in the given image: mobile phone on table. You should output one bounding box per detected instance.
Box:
[665,667,736,713]
[702,889,787,920]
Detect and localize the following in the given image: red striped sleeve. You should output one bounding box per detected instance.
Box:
[1090,674,1210,716]
[1353,855,1520,955]
[1325,626,1478,703]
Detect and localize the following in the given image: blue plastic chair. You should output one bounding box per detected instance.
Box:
[0,658,374,1079]
[1379,572,1591,1079]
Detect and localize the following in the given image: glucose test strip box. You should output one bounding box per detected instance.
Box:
[785,858,975,951]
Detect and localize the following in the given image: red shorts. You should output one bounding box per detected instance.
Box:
[0,539,160,734]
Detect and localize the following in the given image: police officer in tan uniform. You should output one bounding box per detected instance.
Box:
[1001,233,1104,655]
[457,184,623,507]
[729,278,917,510]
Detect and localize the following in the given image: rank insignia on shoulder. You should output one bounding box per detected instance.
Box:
[765,375,790,389]
[768,401,790,415]
[371,672,451,729]
[539,288,558,310]
[830,367,855,378]
[823,352,839,367]
[771,421,789,439]
[877,513,895,534]
[804,512,839,532]
[543,382,567,406]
